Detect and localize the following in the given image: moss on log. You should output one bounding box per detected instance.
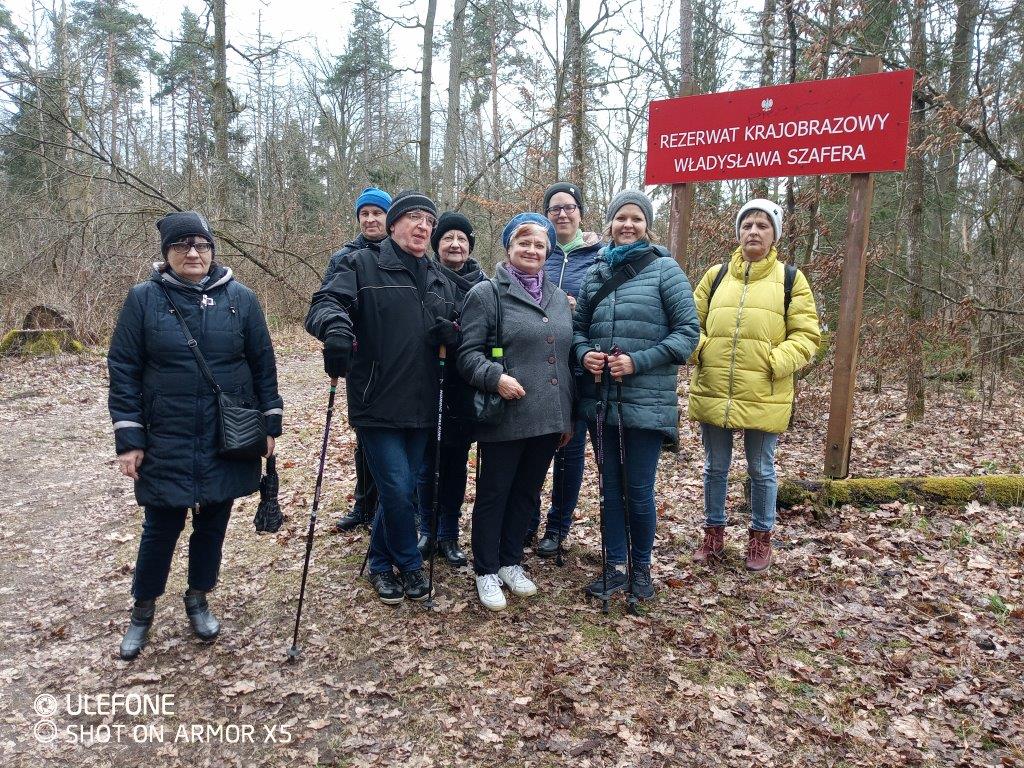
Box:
[774,475,1024,508]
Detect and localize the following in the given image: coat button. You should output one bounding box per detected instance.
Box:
[550,377,558,385]
[542,317,549,323]
[546,335,554,344]
[548,356,556,364]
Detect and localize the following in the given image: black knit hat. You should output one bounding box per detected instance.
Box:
[542,182,584,215]
[385,190,438,232]
[156,211,215,256]
[430,212,475,255]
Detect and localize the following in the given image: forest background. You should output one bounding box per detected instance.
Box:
[0,0,1022,419]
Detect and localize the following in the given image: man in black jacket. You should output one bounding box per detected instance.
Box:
[306,191,460,605]
[325,187,391,533]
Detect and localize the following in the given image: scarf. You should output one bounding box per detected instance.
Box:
[602,241,648,270]
[506,262,543,304]
[559,228,585,255]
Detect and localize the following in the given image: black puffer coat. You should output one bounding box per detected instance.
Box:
[108,264,283,508]
[437,259,489,444]
[305,238,459,429]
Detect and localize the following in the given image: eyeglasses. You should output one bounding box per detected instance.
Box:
[546,204,579,216]
[168,239,213,255]
[406,210,437,229]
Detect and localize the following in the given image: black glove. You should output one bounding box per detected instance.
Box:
[426,317,460,347]
[323,331,353,378]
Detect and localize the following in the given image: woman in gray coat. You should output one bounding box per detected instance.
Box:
[458,213,574,611]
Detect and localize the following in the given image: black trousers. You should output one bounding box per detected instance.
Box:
[131,500,233,601]
[353,438,379,516]
[472,433,559,575]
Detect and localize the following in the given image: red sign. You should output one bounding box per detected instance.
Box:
[644,70,914,184]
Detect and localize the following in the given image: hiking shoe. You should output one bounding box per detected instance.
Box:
[584,564,628,599]
[336,506,370,532]
[746,529,773,572]
[417,534,435,559]
[119,599,155,660]
[368,571,404,605]
[692,525,725,564]
[400,569,432,601]
[476,574,506,611]
[522,528,538,549]
[535,532,564,559]
[438,539,468,567]
[183,590,220,640]
[497,564,538,597]
[630,562,655,601]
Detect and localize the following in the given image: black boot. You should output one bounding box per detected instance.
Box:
[335,505,369,532]
[417,534,435,559]
[438,539,468,567]
[183,589,220,640]
[119,599,156,661]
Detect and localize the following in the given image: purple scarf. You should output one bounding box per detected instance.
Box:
[506,262,543,305]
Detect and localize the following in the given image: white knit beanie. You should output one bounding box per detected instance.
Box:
[735,198,782,241]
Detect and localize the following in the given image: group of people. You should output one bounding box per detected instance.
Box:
[107,183,820,658]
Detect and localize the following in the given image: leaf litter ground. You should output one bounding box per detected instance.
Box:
[0,338,1021,767]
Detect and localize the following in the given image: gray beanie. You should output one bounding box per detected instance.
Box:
[606,190,654,228]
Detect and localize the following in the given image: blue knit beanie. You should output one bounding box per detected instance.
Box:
[354,187,392,218]
[501,213,556,252]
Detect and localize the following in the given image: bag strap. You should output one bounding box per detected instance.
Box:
[590,251,659,310]
[707,260,729,309]
[156,281,222,396]
[490,279,505,364]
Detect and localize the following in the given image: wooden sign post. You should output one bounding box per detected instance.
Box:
[647,60,910,478]
[823,56,881,478]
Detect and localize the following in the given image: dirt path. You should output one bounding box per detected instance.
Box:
[0,345,1021,767]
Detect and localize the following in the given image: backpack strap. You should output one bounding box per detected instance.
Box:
[783,262,797,316]
[705,260,729,312]
[589,252,659,310]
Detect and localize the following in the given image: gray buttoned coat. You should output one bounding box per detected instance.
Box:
[457,263,574,443]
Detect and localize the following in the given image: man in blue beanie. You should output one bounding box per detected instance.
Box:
[322,187,392,533]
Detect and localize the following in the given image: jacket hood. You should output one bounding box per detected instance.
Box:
[150,262,233,292]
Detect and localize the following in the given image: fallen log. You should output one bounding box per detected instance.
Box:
[768,475,1024,508]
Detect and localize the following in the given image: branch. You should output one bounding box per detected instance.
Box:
[876,264,1024,317]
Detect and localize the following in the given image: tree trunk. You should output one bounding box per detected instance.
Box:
[905,0,927,423]
[418,0,437,192]
[668,0,694,273]
[565,0,585,181]
[489,8,501,187]
[441,0,467,207]
[211,0,229,216]
[752,0,776,197]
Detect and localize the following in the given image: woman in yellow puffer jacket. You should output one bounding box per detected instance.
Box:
[687,199,820,572]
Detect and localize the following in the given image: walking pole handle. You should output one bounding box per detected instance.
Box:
[609,344,623,383]
[439,344,446,361]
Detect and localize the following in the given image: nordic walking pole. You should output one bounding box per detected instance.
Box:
[593,354,611,615]
[425,344,447,610]
[288,377,338,662]
[555,449,566,567]
[610,346,638,615]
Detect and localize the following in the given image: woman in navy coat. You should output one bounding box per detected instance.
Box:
[108,211,282,660]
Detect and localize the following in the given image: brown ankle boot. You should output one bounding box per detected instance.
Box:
[745,529,772,571]
[692,526,725,564]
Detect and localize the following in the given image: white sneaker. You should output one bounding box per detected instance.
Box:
[497,565,538,597]
[476,574,506,611]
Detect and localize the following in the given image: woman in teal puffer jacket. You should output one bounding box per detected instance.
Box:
[572,190,699,602]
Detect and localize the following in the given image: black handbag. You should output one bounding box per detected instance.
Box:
[464,280,507,425]
[158,283,267,461]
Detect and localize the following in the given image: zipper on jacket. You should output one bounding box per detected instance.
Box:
[558,252,568,289]
[194,295,205,505]
[721,262,751,428]
[363,361,378,402]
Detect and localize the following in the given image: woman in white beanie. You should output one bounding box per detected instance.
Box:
[687,198,820,572]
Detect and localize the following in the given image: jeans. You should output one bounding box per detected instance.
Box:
[472,434,559,574]
[352,438,379,516]
[528,418,587,539]
[591,425,662,566]
[417,437,473,541]
[357,426,430,575]
[701,423,779,531]
[132,499,233,601]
